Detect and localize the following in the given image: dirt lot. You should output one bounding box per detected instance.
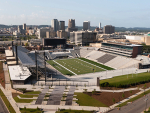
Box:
[12,93,20,98]
[84,90,140,106]
[0,62,5,88]
[0,54,6,60]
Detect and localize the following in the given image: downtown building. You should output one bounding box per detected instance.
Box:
[83,21,90,31]
[103,25,115,34]
[70,30,97,46]
[51,19,59,32]
[67,19,78,32]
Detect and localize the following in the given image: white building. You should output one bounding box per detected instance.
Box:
[125,35,143,40]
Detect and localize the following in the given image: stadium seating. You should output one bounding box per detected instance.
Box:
[80,49,93,57]
[49,52,74,59]
[85,51,106,60]
[96,54,116,64]
[70,50,78,58]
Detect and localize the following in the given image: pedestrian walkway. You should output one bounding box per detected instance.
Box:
[47,86,65,105]
[0,96,9,113]
[65,86,76,105]
[35,86,49,105]
[2,63,21,113]
[110,88,150,109]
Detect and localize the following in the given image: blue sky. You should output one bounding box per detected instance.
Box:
[0,0,150,27]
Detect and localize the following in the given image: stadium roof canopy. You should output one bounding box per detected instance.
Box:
[13,46,35,67]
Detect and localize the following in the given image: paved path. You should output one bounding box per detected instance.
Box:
[0,96,9,113]
[47,86,65,105]
[65,86,76,105]
[18,104,108,113]
[3,63,11,90]
[2,63,21,113]
[108,92,150,113]
[35,86,49,105]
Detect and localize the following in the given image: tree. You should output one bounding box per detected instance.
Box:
[25,43,29,46]
[84,84,86,88]
[113,98,115,104]
[122,93,125,98]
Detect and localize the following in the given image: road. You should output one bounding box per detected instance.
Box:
[108,92,150,113]
[0,96,9,113]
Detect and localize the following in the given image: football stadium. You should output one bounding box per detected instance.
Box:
[4,40,150,86]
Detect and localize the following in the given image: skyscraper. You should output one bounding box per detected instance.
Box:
[23,23,26,30]
[67,19,78,32]
[99,23,101,29]
[103,25,115,34]
[83,21,90,31]
[59,21,65,31]
[51,19,59,32]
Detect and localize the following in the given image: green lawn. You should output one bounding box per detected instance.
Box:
[79,58,114,70]
[74,93,107,107]
[0,89,16,113]
[24,91,41,94]
[100,72,150,88]
[117,89,150,107]
[14,96,35,103]
[19,94,38,98]
[47,60,74,76]
[47,58,105,75]
[20,108,43,113]
[56,109,94,113]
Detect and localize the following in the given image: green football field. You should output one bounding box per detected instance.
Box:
[47,58,106,75]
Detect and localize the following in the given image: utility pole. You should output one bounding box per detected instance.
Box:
[35,51,39,85]
[44,52,46,85]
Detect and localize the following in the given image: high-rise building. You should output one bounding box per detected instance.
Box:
[83,21,90,31]
[99,23,101,29]
[23,23,26,30]
[51,19,59,32]
[67,19,78,32]
[70,31,97,45]
[59,21,65,31]
[57,30,68,39]
[38,28,50,39]
[103,25,115,34]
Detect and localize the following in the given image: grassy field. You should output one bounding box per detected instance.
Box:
[19,94,38,98]
[0,89,16,113]
[14,96,35,103]
[20,108,43,113]
[47,58,105,75]
[47,60,74,76]
[79,58,114,70]
[56,109,94,113]
[100,72,150,88]
[74,93,107,107]
[117,89,150,107]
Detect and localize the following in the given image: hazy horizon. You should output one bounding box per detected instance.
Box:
[0,0,150,27]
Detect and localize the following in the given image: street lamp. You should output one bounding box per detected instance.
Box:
[144,98,148,112]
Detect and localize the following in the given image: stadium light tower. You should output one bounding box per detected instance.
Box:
[35,51,39,85]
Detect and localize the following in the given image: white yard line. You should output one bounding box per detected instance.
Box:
[77,58,107,70]
[53,60,77,75]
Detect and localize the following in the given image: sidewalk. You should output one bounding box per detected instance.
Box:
[2,63,21,113]
[18,104,109,113]
[110,88,150,108]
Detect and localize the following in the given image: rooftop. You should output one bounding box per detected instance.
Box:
[8,65,31,80]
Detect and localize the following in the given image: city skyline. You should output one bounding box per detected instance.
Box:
[0,0,150,27]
